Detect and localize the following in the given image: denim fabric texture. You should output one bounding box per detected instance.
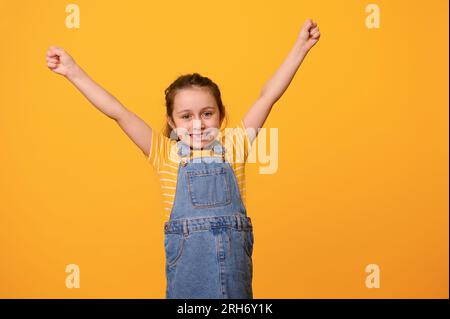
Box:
[163,140,254,299]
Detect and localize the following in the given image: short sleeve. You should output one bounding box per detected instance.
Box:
[223,119,255,164]
[147,128,172,172]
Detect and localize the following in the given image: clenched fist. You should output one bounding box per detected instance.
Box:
[296,19,321,52]
[46,46,77,77]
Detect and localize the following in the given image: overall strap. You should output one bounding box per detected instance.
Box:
[177,140,226,166]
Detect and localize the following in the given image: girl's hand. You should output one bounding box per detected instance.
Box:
[46,46,78,77]
[296,19,321,53]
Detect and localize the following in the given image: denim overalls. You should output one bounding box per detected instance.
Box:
[163,139,254,299]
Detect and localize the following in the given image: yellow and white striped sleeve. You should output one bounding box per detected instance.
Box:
[223,119,253,164]
[147,129,171,172]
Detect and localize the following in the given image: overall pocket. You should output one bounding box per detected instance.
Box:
[186,167,232,208]
[243,229,254,258]
[164,232,185,268]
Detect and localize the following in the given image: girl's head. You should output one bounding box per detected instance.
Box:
[164,73,228,149]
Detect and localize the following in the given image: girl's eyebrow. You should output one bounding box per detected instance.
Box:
[176,106,215,114]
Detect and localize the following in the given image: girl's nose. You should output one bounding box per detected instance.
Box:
[191,118,206,130]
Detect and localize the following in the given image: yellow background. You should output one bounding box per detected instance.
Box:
[0,0,448,298]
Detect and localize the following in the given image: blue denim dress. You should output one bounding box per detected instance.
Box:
[163,139,254,299]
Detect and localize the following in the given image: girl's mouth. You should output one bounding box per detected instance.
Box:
[189,133,213,141]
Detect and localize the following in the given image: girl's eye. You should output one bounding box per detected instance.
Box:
[181,114,191,119]
[203,112,212,117]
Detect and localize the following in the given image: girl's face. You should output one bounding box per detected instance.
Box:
[168,87,222,149]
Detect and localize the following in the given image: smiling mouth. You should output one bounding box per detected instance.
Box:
[189,133,213,140]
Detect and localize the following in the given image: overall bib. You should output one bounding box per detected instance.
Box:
[163,139,254,299]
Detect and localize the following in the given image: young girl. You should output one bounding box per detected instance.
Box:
[46,19,320,299]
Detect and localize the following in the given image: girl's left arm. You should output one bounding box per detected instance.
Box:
[243,19,321,142]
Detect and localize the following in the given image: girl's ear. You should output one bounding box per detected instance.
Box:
[167,115,175,129]
[167,115,180,140]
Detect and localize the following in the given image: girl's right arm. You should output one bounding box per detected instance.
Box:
[46,45,153,157]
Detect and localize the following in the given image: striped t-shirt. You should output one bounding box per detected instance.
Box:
[147,120,252,219]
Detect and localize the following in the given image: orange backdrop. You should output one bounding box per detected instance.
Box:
[0,0,448,298]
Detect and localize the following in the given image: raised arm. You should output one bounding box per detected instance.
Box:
[45,46,153,157]
[242,19,321,143]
